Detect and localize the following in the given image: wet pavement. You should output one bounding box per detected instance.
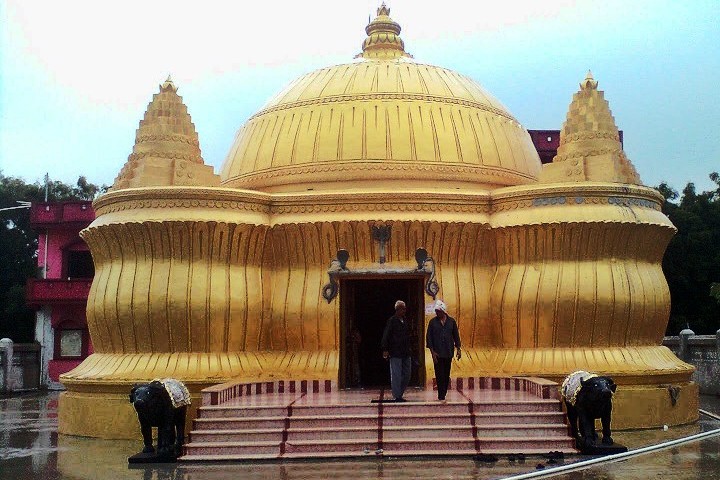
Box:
[1,392,720,479]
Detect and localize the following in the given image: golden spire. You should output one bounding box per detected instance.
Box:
[540,71,641,185]
[111,78,220,190]
[358,3,412,59]
[580,70,598,90]
[160,75,177,93]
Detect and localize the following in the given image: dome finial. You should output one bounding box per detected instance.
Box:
[580,70,598,90]
[160,75,178,93]
[357,3,412,60]
[377,2,390,16]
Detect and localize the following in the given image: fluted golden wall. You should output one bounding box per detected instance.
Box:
[488,223,672,348]
[83,222,267,353]
[75,183,680,358]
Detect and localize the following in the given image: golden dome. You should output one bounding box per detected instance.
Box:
[220,5,541,193]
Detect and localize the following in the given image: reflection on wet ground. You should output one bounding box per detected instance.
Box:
[1,392,719,480]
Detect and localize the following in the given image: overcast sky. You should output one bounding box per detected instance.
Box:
[1,0,718,193]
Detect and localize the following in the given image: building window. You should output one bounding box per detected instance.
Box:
[66,250,94,279]
[59,329,83,358]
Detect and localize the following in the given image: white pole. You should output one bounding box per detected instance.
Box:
[0,205,31,211]
[43,173,49,279]
[501,426,720,480]
[43,231,49,279]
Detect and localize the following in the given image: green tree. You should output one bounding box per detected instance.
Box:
[711,283,720,305]
[0,172,107,341]
[660,173,720,335]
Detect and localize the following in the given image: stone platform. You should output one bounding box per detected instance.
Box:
[181,377,577,461]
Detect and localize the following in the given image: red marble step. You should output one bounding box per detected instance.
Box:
[468,401,561,413]
[283,437,477,454]
[197,405,288,419]
[382,411,566,426]
[288,424,569,442]
[191,426,377,443]
[298,404,385,416]
[181,453,282,461]
[282,438,396,455]
[183,440,280,456]
[382,413,472,427]
[197,403,380,418]
[180,445,579,462]
[378,436,575,454]
[382,424,569,440]
[193,416,287,430]
[473,436,577,451]
[472,411,566,425]
[180,451,381,461]
[371,402,470,415]
[286,414,378,429]
[193,414,378,430]
[190,428,285,443]
[280,449,478,458]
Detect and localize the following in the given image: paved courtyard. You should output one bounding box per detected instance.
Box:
[1,391,719,479]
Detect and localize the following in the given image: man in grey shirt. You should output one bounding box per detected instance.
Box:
[425,299,461,402]
[381,300,411,402]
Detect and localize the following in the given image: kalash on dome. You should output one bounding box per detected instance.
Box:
[59,3,697,438]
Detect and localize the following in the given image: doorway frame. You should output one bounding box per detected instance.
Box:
[338,273,426,389]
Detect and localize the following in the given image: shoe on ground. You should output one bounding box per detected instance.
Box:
[394,398,407,402]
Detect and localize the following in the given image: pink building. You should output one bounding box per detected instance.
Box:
[527,129,623,165]
[26,201,95,388]
[527,130,561,164]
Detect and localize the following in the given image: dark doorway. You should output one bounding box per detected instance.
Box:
[340,277,425,389]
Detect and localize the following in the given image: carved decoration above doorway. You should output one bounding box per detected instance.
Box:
[322,249,349,303]
[415,248,440,299]
[321,245,441,303]
[371,225,391,264]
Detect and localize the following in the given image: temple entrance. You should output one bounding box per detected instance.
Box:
[339,277,425,389]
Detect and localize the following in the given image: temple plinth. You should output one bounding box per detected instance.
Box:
[59,6,696,439]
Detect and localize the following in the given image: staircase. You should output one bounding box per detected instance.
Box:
[181,377,576,461]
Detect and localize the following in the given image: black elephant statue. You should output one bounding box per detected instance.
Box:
[561,371,621,453]
[129,378,191,461]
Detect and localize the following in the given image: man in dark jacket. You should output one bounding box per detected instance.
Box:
[426,299,461,402]
[381,300,411,402]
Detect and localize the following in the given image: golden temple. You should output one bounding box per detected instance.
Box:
[59,4,697,439]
